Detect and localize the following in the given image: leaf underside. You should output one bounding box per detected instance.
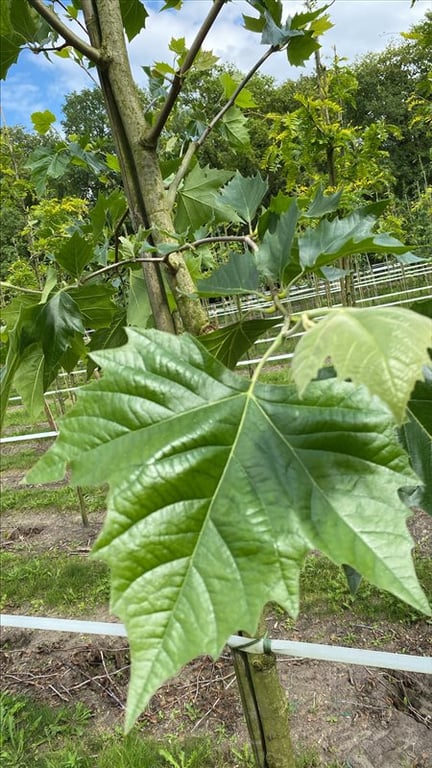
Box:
[27,329,430,729]
[292,307,432,424]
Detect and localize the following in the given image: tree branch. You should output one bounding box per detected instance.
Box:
[28,0,106,65]
[145,0,227,147]
[167,45,276,206]
[81,256,167,283]
[182,235,258,252]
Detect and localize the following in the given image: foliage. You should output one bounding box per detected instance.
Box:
[2,0,432,742]
[348,11,432,196]
[28,327,430,729]
[264,56,399,204]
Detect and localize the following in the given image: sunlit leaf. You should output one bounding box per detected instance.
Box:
[31,110,56,135]
[27,329,430,730]
[292,307,432,424]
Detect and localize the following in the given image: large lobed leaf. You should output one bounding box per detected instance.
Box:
[292,307,432,424]
[28,329,430,729]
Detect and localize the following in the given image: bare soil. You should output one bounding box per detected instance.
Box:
[1,444,431,767]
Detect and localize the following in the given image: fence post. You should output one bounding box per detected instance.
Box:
[231,625,296,768]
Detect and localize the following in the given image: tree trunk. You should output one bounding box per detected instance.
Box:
[232,615,296,768]
[81,0,210,335]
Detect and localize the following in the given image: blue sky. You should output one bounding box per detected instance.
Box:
[1,0,429,132]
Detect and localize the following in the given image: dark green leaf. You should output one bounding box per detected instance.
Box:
[299,209,413,270]
[305,186,342,218]
[119,0,148,41]
[198,317,280,368]
[27,329,430,729]
[196,251,260,297]
[87,310,128,376]
[36,292,84,386]
[219,171,268,228]
[56,232,95,279]
[399,371,432,515]
[256,201,300,285]
[287,31,320,67]
[67,284,117,329]
[342,564,362,597]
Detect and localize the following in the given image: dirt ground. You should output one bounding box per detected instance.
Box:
[1,451,431,768]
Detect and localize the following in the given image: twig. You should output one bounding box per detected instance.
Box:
[28,0,105,65]
[167,45,277,206]
[146,0,227,145]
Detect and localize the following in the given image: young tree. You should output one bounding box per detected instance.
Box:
[1,2,431,765]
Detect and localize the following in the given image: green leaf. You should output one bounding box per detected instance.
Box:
[298,209,412,270]
[31,110,56,135]
[41,266,58,304]
[119,0,148,41]
[196,251,260,297]
[67,284,117,329]
[175,164,237,233]
[89,190,128,240]
[220,107,250,149]
[305,186,342,218]
[399,371,432,515]
[342,564,362,597]
[14,343,45,419]
[287,32,320,67]
[127,269,153,328]
[9,0,38,38]
[261,12,302,47]
[198,317,280,368]
[27,146,70,197]
[219,171,268,228]
[219,72,257,108]
[256,201,300,285]
[292,307,432,424]
[87,310,128,376]
[37,292,84,386]
[55,232,94,279]
[27,329,430,729]
[0,0,40,79]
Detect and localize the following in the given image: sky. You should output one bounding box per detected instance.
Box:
[1,0,429,131]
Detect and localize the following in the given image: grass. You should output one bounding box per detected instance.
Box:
[1,486,107,516]
[1,449,46,473]
[0,552,110,614]
[0,691,252,768]
[299,553,432,623]
[0,691,349,768]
